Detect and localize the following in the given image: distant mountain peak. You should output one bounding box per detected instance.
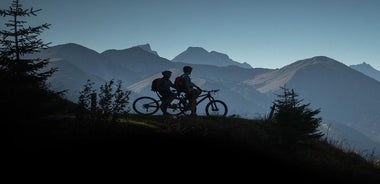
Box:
[246,56,348,93]
[188,46,206,50]
[361,61,369,65]
[210,51,229,58]
[172,46,252,69]
[48,43,100,55]
[350,62,380,82]
[351,62,372,68]
[286,56,343,70]
[311,55,332,60]
[185,46,209,54]
[53,43,92,50]
[134,43,158,55]
[308,56,339,65]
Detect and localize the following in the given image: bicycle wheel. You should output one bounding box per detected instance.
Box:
[166,97,182,115]
[166,97,191,115]
[205,100,228,116]
[178,98,192,116]
[132,96,160,115]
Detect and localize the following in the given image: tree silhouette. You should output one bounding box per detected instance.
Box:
[98,79,114,119]
[76,79,96,121]
[0,0,59,119]
[269,86,324,145]
[111,80,131,121]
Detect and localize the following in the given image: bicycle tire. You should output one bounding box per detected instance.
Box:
[205,100,228,116]
[166,97,183,115]
[132,96,160,115]
[178,98,191,116]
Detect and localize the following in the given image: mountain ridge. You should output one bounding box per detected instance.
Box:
[33,43,380,157]
[244,56,355,93]
[172,46,252,69]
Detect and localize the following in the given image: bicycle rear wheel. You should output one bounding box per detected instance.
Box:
[205,100,228,116]
[132,96,160,115]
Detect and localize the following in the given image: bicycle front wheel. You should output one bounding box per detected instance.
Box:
[205,100,228,116]
[132,96,160,115]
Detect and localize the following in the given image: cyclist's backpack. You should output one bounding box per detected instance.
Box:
[174,75,184,91]
[151,78,162,91]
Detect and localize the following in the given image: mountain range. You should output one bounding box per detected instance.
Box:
[31,43,380,156]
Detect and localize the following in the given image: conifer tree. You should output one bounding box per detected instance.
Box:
[270,86,324,145]
[0,0,58,118]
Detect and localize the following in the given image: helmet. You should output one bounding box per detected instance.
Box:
[162,70,172,76]
[183,66,192,73]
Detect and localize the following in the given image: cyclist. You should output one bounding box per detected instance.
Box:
[157,70,176,115]
[180,66,202,116]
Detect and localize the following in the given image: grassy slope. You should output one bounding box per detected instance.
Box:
[5,114,380,183]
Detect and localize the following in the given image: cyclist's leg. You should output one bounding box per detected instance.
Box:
[168,94,176,106]
[160,93,176,115]
[160,97,169,114]
[189,90,200,115]
[194,89,201,97]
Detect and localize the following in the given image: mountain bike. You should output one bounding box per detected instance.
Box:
[132,89,228,116]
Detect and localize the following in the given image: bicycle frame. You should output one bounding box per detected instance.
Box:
[177,90,217,106]
[196,91,215,106]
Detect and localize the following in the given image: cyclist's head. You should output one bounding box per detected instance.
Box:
[162,70,172,77]
[183,66,192,74]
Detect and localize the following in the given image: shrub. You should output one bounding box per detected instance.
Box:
[77,79,130,121]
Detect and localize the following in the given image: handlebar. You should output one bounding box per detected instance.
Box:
[171,89,219,93]
[202,89,219,93]
[170,89,220,94]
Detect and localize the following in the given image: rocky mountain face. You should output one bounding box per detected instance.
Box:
[34,43,380,156]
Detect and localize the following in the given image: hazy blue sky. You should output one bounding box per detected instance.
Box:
[1,0,379,69]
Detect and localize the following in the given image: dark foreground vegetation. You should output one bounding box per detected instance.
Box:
[5,111,380,183]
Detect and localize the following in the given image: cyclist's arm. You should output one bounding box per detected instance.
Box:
[192,82,202,91]
[169,81,176,90]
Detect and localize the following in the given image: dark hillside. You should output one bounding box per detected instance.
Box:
[5,114,380,183]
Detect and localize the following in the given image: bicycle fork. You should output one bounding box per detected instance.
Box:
[208,97,219,111]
